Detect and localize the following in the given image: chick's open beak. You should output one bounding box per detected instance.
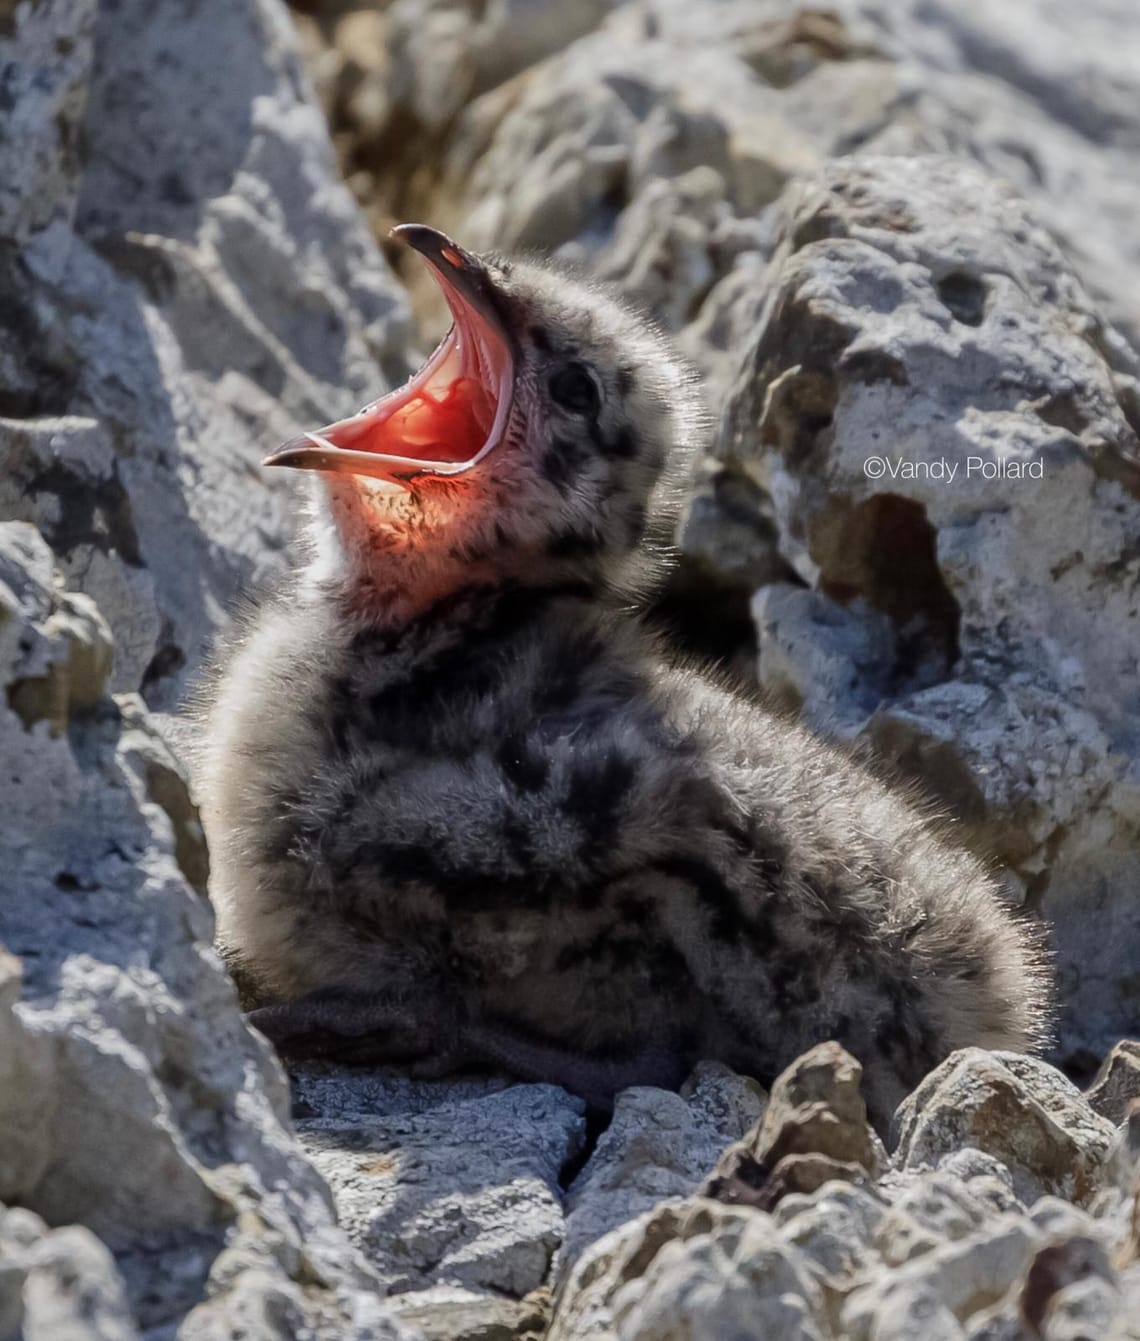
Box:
[263,225,514,482]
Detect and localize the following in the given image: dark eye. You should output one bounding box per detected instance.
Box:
[548,363,601,417]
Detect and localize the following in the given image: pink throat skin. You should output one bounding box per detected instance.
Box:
[315,462,570,631]
[314,473,489,626]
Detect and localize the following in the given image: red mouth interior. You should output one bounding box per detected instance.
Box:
[317,297,510,468]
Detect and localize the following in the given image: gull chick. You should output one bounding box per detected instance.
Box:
[200,225,1050,1129]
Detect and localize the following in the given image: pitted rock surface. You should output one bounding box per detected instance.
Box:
[295,1081,585,1296]
[0,0,410,709]
[0,520,413,1336]
[550,1048,1140,1341]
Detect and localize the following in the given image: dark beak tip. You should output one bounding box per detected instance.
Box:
[390,222,456,257]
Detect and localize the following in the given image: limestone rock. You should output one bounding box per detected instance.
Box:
[0,526,409,1339]
[850,0,1140,356]
[841,1216,1042,1341]
[386,0,614,135]
[0,1204,139,1341]
[0,2,418,1324]
[893,1050,1118,1207]
[873,1161,1023,1269]
[703,1042,880,1212]
[0,0,411,708]
[547,1042,1140,1341]
[772,1180,887,1305]
[753,584,896,734]
[1086,1042,1140,1127]
[549,1199,828,1341]
[391,1283,552,1341]
[719,153,1140,1066]
[557,1062,765,1279]
[296,1080,586,1296]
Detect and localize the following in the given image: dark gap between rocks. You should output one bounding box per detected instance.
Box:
[558,1106,611,1191]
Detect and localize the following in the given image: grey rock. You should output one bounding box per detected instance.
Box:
[675,462,792,605]
[893,1050,1118,1207]
[0,1203,139,1341]
[296,1082,585,1296]
[289,1058,517,1120]
[557,1062,765,1279]
[0,528,410,1338]
[0,0,410,708]
[702,1042,881,1212]
[874,1169,1021,1268]
[1086,1041,1140,1126]
[846,0,1140,355]
[385,0,614,135]
[549,1199,828,1341]
[773,1180,887,1301]
[842,1217,1040,1341]
[0,0,93,247]
[720,154,1140,1064]
[753,584,895,734]
[1016,1233,1131,1341]
[0,0,422,1322]
[548,1043,1140,1341]
[593,166,728,330]
[443,0,1140,353]
[390,1283,552,1341]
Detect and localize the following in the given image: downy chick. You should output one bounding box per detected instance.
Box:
[200,225,1051,1130]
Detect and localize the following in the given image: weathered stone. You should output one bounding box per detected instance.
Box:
[893,1050,1118,1207]
[392,1283,552,1341]
[703,1042,879,1210]
[850,0,1140,355]
[386,0,613,136]
[772,1180,886,1301]
[1018,1234,1128,1341]
[549,1199,828,1341]
[557,1062,765,1279]
[0,522,414,1337]
[718,153,1140,1065]
[1087,1042,1140,1127]
[297,1083,585,1296]
[0,1203,139,1341]
[843,1218,1041,1341]
[874,1168,1021,1268]
[1105,1099,1140,1268]
[0,522,113,735]
[754,583,896,733]
[0,0,411,708]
